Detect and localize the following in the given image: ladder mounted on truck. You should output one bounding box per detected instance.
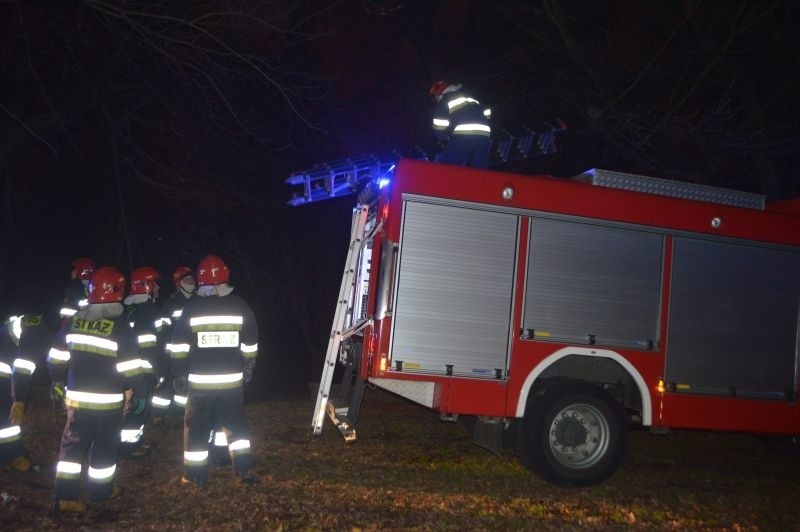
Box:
[311,204,376,441]
[303,119,566,440]
[287,120,566,206]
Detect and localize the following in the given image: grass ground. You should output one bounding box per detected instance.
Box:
[2,383,799,530]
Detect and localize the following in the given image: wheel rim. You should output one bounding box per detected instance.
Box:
[547,402,610,470]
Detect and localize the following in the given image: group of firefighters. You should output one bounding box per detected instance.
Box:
[0,254,259,515]
[0,79,485,516]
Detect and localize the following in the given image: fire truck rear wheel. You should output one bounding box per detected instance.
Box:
[517,381,628,487]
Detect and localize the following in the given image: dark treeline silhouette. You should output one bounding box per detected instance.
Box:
[2,1,798,396]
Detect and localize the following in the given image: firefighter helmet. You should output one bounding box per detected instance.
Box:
[130,266,161,295]
[172,266,194,289]
[197,255,229,286]
[71,257,96,280]
[428,80,450,100]
[88,267,126,304]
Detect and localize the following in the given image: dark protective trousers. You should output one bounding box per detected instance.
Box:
[119,375,154,454]
[55,407,122,502]
[150,378,173,418]
[0,378,25,463]
[210,415,231,465]
[437,134,491,168]
[184,388,252,483]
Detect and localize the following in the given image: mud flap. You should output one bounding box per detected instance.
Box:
[472,417,503,456]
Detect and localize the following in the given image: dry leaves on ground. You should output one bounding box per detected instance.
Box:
[2,383,800,530]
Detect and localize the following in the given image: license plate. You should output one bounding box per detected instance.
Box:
[197,331,239,348]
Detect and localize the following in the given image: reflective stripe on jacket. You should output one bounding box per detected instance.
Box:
[432,90,491,140]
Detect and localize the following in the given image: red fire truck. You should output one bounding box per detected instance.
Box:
[310,159,800,486]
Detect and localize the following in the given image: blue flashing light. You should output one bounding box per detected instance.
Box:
[378,177,391,188]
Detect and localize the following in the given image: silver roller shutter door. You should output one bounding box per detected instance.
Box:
[390,201,517,377]
[666,238,800,397]
[523,218,663,347]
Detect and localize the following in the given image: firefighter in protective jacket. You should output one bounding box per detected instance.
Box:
[168,255,259,487]
[151,266,195,420]
[0,312,52,472]
[59,258,95,321]
[119,266,163,457]
[429,80,492,168]
[48,266,145,514]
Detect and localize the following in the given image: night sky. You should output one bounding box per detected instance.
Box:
[1,1,798,395]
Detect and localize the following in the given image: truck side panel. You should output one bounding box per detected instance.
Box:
[523,217,663,348]
[389,199,517,378]
[370,160,800,435]
[666,237,800,398]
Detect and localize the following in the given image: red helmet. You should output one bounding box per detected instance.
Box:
[172,266,194,289]
[130,266,161,295]
[429,80,452,100]
[197,255,230,287]
[71,257,96,280]
[88,267,125,304]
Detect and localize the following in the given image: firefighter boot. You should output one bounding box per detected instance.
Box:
[181,475,207,489]
[238,471,260,485]
[122,441,152,459]
[7,456,33,473]
[54,499,87,516]
[129,442,151,458]
[93,485,123,502]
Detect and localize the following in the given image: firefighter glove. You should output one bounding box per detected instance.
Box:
[9,401,25,425]
[174,376,188,396]
[50,382,66,403]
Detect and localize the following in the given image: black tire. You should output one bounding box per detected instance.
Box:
[517,381,628,487]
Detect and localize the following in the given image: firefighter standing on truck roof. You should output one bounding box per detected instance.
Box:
[48,266,146,515]
[151,266,195,423]
[59,258,95,322]
[168,254,259,487]
[119,266,163,458]
[0,312,51,473]
[429,80,492,168]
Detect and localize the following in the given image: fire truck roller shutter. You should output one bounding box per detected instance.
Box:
[516,379,628,487]
[523,218,662,348]
[390,200,517,377]
[666,237,800,398]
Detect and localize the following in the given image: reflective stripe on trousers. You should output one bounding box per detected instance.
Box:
[185,390,252,480]
[55,406,122,502]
